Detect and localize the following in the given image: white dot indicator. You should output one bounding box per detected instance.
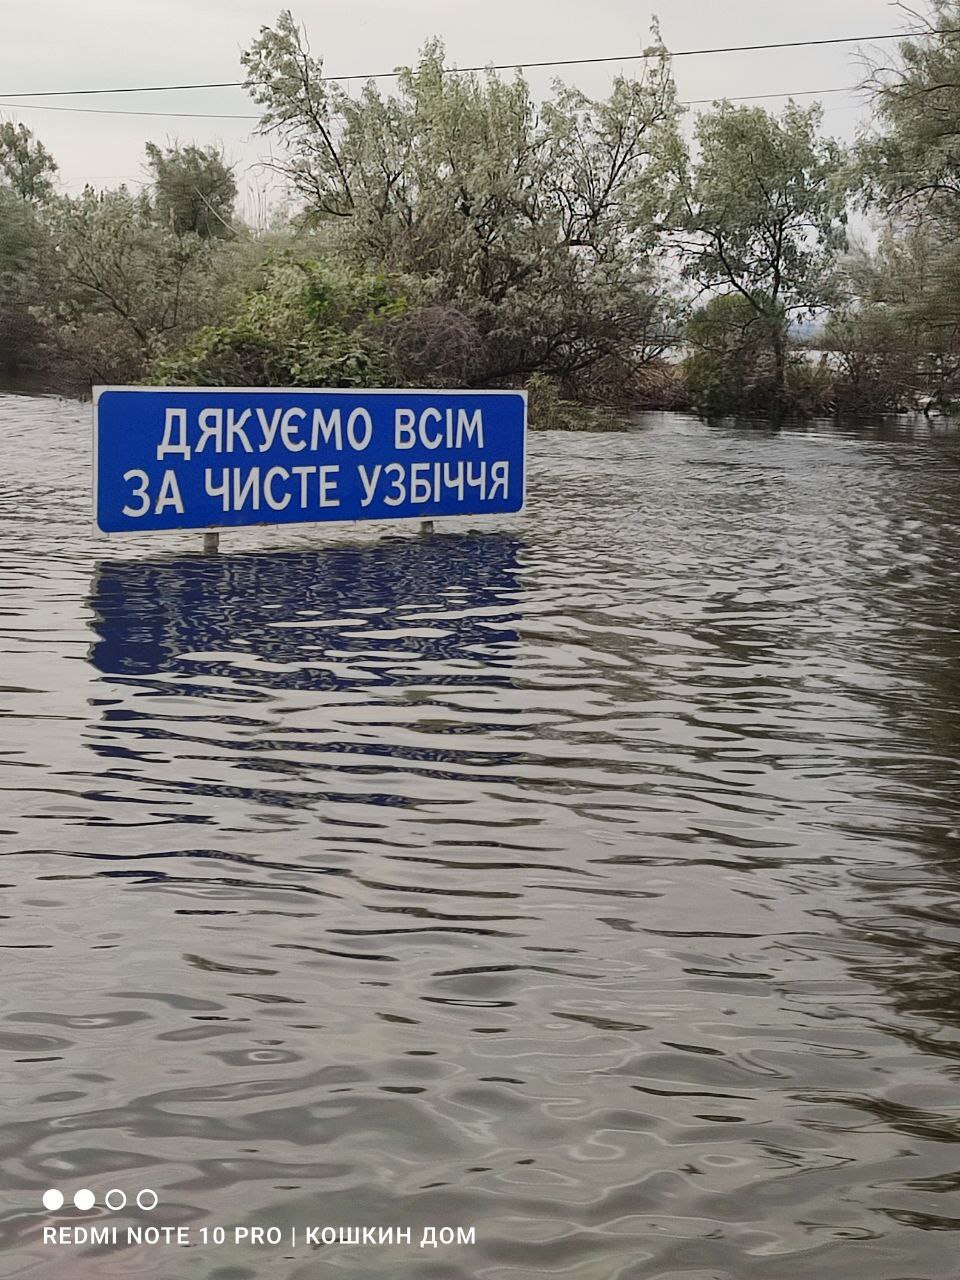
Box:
[73,1189,95,1211]
[42,1189,64,1211]
[104,1189,127,1211]
[136,1189,159,1211]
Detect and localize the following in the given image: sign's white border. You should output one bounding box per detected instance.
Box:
[92,385,528,538]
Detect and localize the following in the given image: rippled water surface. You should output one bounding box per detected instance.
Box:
[3,395,960,1279]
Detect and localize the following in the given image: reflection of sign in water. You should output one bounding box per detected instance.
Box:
[94,387,526,534]
[89,535,521,685]
[87,536,524,795]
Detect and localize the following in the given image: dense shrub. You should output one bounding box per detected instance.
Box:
[152,256,425,388]
[683,296,781,418]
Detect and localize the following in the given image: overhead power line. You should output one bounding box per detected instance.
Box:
[0,83,863,122]
[0,28,949,100]
[683,85,859,106]
[0,81,244,99]
[2,101,258,119]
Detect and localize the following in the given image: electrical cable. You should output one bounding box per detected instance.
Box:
[0,27,948,99]
[0,84,865,120]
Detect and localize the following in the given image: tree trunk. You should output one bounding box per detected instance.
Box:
[772,327,786,391]
[771,321,787,421]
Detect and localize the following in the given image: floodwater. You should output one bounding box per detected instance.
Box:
[2,394,960,1280]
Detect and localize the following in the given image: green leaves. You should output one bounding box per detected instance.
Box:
[666,100,848,410]
[670,102,847,314]
[0,123,57,204]
[145,142,237,239]
[241,14,682,391]
[848,5,960,408]
[859,2,960,229]
[151,258,415,389]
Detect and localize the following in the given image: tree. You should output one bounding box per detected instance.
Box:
[860,2,960,231]
[838,222,960,409]
[40,185,219,385]
[854,3,960,408]
[145,142,237,238]
[0,186,46,377]
[0,124,53,379]
[822,308,918,415]
[667,101,847,408]
[241,12,681,398]
[0,122,57,203]
[683,294,779,417]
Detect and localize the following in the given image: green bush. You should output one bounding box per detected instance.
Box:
[684,295,837,419]
[524,373,624,430]
[152,256,413,387]
[783,355,836,416]
[683,296,780,418]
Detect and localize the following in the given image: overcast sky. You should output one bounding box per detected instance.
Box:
[1,0,902,210]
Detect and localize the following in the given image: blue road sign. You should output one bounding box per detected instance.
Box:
[93,387,526,534]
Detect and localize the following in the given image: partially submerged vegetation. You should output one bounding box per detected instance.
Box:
[2,2,960,424]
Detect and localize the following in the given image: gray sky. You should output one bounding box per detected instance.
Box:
[1,0,898,208]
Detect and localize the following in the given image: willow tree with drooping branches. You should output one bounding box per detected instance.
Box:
[665,101,848,414]
[242,11,683,398]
